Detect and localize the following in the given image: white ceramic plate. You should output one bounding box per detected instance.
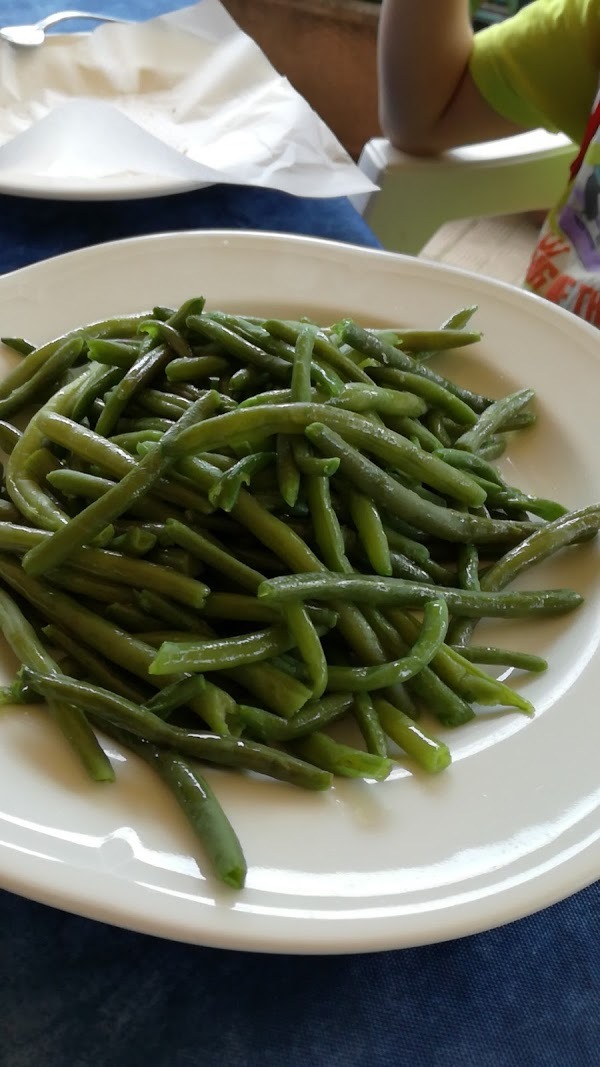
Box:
[0,30,212,203]
[0,230,598,954]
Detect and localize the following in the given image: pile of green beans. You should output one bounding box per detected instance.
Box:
[0,298,597,891]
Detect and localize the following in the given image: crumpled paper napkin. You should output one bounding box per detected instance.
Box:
[0,0,376,198]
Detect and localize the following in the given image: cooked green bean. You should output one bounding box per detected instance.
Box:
[259,571,583,618]
[304,422,535,544]
[1,337,36,356]
[348,490,392,576]
[374,697,451,773]
[237,693,353,741]
[208,451,274,512]
[289,732,392,781]
[339,321,490,412]
[276,434,301,507]
[23,669,332,791]
[455,389,535,453]
[163,402,487,508]
[326,599,448,691]
[352,692,389,757]
[130,740,247,889]
[22,392,219,576]
[150,624,305,675]
[449,646,548,671]
[0,588,114,782]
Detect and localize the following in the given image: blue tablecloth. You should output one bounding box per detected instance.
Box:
[1,3,598,1066]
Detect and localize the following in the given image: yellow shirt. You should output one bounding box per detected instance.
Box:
[469,0,600,327]
[470,0,600,145]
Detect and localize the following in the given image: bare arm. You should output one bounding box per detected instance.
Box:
[378,0,530,154]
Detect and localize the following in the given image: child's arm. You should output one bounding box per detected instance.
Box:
[378,0,530,154]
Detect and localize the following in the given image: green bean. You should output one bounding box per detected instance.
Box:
[1,337,36,356]
[239,387,318,409]
[46,469,173,523]
[306,474,351,573]
[0,556,231,732]
[477,436,508,461]
[22,392,219,576]
[201,592,283,624]
[166,297,206,334]
[385,608,534,715]
[163,518,262,593]
[369,366,477,426]
[0,337,84,419]
[166,354,229,382]
[366,325,482,353]
[482,505,600,591]
[43,623,149,705]
[138,319,193,359]
[128,740,247,889]
[326,598,448,691]
[134,589,207,633]
[265,318,372,385]
[106,602,161,632]
[340,322,490,412]
[0,424,21,459]
[227,661,312,718]
[5,367,102,530]
[208,452,274,512]
[0,521,209,608]
[164,402,487,509]
[374,697,451,773]
[352,692,389,757]
[211,314,343,396]
[0,499,20,521]
[110,527,157,557]
[0,588,114,781]
[387,415,443,452]
[186,314,291,380]
[449,505,600,649]
[356,612,466,728]
[95,342,169,438]
[330,382,427,419]
[86,338,141,368]
[449,645,548,671]
[150,624,302,675]
[22,670,332,791]
[144,674,207,716]
[289,732,391,781]
[389,551,436,585]
[276,434,301,507]
[291,324,316,403]
[237,693,353,741]
[259,570,582,618]
[348,490,392,576]
[72,366,123,425]
[305,422,535,544]
[283,599,328,699]
[291,437,339,477]
[455,389,535,453]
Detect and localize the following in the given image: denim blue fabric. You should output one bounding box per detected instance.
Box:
[0,3,598,1066]
[2,882,599,1067]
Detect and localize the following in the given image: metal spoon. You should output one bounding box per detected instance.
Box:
[0,10,125,48]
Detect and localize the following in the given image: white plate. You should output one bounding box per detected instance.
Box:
[0,166,207,203]
[0,31,218,203]
[0,230,598,954]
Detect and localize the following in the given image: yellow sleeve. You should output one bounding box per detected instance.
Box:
[469,0,600,144]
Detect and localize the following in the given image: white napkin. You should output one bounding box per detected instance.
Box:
[0,0,376,196]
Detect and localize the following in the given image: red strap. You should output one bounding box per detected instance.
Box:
[569,97,600,179]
